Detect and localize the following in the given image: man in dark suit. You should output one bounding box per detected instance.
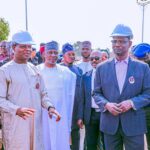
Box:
[132,43,150,150]
[77,50,105,150]
[93,24,150,150]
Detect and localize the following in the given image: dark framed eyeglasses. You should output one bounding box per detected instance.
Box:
[0,46,6,49]
[111,40,129,45]
[90,56,100,61]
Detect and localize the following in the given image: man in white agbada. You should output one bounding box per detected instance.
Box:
[37,41,76,150]
[0,31,61,150]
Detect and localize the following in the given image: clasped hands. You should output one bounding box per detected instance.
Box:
[105,100,133,116]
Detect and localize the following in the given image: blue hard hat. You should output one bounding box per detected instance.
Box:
[110,24,133,39]
[12,31,35,45]
[132,43,150,58]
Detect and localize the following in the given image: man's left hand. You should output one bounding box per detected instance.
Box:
[48,107,61,122]
[118,100,133,113]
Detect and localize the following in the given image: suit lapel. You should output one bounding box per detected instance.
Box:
[86,70,92,91]
[121,57,136,94]
[110,59,120,92]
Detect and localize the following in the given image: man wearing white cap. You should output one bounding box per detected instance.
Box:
[37,41,76,150]
[0,31,60,150]
[93,24,150,150]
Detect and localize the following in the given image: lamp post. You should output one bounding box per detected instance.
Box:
[137,0,150,42]
[25,0,28,31]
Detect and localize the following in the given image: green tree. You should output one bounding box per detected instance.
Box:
[0,18,10,41]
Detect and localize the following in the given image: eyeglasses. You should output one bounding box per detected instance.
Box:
[17,44,32,49]
[0,46,6,49]
[90,56,100,61]
[46,51,58,55]
[111,40,129,45]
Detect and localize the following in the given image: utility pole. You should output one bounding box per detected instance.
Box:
[137,0,150,42]
[25,0,28,31]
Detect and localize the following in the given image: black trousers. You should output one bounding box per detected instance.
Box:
[85,109,105,150]
[71,128,80,150]
[145,107,150,150]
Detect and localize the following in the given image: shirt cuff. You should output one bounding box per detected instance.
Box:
[48,106,55,111]
[129,99,136,110]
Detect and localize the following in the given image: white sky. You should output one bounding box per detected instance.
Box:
[0,0,150,50]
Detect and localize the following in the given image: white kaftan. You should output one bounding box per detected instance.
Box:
[37,64,76,150]
[0,61,53,150]
[76,61,92,74]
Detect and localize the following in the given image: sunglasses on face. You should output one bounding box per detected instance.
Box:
[90,56,100,61]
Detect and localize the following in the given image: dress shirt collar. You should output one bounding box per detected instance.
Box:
[115,56,129,64]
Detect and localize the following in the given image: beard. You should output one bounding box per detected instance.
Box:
[113,49,125,56]
[82,54,90,59]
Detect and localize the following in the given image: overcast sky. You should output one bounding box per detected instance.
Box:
[0,0,150,50]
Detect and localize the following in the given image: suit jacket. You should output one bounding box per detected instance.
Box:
[93,57,150,136]
[78,70,94,125]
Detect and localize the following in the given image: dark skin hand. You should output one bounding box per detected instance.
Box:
[16,108,36,120]
[48,107,61,122]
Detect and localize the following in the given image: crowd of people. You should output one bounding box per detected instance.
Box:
[0,23,150,150]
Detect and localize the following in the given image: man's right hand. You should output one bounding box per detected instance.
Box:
[16,108,36,120]
[77,119,84,129]
[105,102,122,116]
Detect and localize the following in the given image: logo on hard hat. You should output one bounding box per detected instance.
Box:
[137,0,150,5]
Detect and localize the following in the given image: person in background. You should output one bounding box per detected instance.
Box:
[76,41,93,74]
[77,50,105,150]
[28,47,38,65]
[132,43,150,150]
[100,49,110,61]
[0,41,10,66]
[93,24,150,150]
[0,31,60,150]
[76,41,93,150]
[37,41,76,150]
[61,43,82,150]
[36,43,45,64]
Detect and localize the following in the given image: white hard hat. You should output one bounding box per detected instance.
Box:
[12,31,35,45]
[110,24,133,39]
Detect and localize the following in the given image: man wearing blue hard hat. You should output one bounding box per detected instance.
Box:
[133,43,150,63]
[61,43,82,150]
[93,24,150,150]
[0,31,60,150]
[132,43,150,150]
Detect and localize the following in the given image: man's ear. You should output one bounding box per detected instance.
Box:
[12,45,16,52]
[129,41,132,48]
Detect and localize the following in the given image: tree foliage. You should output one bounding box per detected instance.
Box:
[0,18,10,41]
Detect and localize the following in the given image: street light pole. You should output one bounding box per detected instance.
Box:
[137,0,150,42]
[141,4,145,42]
[25,0,28,31]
